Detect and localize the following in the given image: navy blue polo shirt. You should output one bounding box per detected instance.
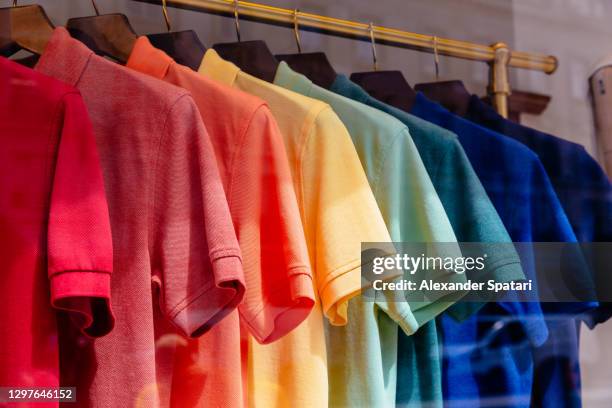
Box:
[465,95,612,407]
[410,92,595,407]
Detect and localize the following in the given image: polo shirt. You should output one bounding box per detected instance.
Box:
[36,28,243,408]
[331,75,524,312]
[0,56,113,406]
[126,37,314,407]
[465,95,612,407]
[330,75,526,406]
[411,92,584,408]
[275,63,471,408]
[199,49,393,408]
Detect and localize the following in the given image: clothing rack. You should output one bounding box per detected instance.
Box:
[133,0,559,118]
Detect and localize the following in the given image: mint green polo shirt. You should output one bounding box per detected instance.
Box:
[274,62,467,408]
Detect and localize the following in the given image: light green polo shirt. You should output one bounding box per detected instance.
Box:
[275,62,467,408]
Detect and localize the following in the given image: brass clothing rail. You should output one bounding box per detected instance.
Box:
[134,0,559,117]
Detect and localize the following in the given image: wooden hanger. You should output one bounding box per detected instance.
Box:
[350,23,416,111]
[275,9,336,89]
[414,36,472,116]
[146,0,206,71]
[65,0,137,64]
[415,80,472,116]
[0,3,54,57]
[212,0,278,82]
[351,70,416,112]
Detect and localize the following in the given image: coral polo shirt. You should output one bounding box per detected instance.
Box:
[0,56,113,407]
[126,37,313,407]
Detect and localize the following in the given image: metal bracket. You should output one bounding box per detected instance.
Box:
[489,42,511,118]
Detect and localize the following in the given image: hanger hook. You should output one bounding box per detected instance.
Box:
[433,35,440,81]
[233,0,241,42]
[293,9,302,54]
[90,0,100,15]
[368,22,378,72]
[162,0,172,32]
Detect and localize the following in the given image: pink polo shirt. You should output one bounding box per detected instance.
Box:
[35,28,243,407]
[126,37,313,407]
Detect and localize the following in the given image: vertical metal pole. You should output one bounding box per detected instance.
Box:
[489,42,511,118]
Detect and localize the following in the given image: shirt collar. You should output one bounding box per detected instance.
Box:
[126,36,173,79]
[34,27,93,87]
[330,74,370,104]
[198,49,240,86]
[412,91,441,115]
[467,94,500,121]
[273,61,313,97]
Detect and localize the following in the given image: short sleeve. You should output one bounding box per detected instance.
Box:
[375,130,467,328]
[47,92,114,338]
[231,105,314,344]
[150,95,244,338]
[301,107,392,325]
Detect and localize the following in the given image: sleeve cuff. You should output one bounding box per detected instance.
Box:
[320,261,362,326]
[375,290,420,336]
[171,254,245,338]
[243,268,315,344]
[445,259,524,321]
[49,270,114,337]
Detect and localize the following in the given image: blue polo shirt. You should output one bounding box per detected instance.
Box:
[465,95,612,407]
[410,92,593,407]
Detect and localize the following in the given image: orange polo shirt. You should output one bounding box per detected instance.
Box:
[127,37,314,407]
[199,49,393,408]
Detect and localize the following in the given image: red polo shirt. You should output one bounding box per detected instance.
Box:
[0,56,113,407]
[35,28,243,407]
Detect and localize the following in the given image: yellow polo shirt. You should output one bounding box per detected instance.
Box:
[199,49,393,407]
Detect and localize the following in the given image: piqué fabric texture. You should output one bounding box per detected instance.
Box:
[35,28,243,408]
[199,49,393,408]
[465,95,612,408]
[0,56,113,408]
[411,92,585,408]
[274,63,469,408]
[330,75,525,408]
[126,36,314,408]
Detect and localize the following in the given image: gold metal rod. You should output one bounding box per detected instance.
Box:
[133,0,558,74]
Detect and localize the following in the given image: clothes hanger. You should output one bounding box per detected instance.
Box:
[350,23,416,112]
[275,9,337,89]
[146,0,206,71]
[414,36,472,116]
[0,0,54,57]
[65,0,137,64]
[212,0,278,82]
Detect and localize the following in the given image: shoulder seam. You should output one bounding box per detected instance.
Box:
[148,93,193,250]
[298,103,333,233]
[372,126,410,199]
[226,102,268,209]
